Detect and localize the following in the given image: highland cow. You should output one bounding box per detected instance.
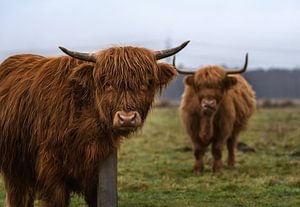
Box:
[175,54,255,174]
[0,41,189,206]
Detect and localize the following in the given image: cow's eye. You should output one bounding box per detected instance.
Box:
[104,83,114,91]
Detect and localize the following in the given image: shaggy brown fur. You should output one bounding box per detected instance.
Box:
[0,46,178,206]
[180,66,256,174]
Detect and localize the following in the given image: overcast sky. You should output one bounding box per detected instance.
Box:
[0,0,300,69]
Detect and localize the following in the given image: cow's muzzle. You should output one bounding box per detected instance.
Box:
[201,99,217,114]
[113,111,142,131]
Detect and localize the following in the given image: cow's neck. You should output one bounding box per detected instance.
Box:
[199,113,215,143]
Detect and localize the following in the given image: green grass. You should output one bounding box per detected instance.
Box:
[1,107,300,206]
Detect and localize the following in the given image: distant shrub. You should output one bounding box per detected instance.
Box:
[155,100,173,108]
[280,100,295,108]
[259,99,296,108]
[261,100,273,108]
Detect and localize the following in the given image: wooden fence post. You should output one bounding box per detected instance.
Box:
[97,150,118,207]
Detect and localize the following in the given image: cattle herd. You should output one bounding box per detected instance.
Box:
[0,40,256,206]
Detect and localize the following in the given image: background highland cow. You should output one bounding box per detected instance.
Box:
[177,55,256,174]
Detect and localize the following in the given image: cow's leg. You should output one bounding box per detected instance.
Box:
[38,171,70,207]
[211,140,224,173]
[39,182,70,207]
[3,176,34,207]
[36,148,70,207]
[84,185,97,207]
[227,137,237,168]
[227,130,240,168]
[192,139,207,175]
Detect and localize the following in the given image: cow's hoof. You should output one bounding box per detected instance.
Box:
[193,166,204,175]
[213,161,223,173]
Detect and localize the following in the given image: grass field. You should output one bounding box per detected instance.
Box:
[1,106,300,206]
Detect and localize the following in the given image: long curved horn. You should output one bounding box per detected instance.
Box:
[58,46,96,63]
[172,55,195,75]
[155,41,190,60]
[226,53,248,75]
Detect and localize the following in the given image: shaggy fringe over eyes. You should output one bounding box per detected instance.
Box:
[93,47,160,90]
[194,66,227,88]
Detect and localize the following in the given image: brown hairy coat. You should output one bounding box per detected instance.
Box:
[180,65,255,174]
[0,46,178,206]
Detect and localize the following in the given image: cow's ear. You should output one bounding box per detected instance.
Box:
[69,64,95,90]
[224,76,237,89]
[184,75,194,86]
[157,62,178,85]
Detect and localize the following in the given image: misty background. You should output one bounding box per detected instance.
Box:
[1,0,300,99]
